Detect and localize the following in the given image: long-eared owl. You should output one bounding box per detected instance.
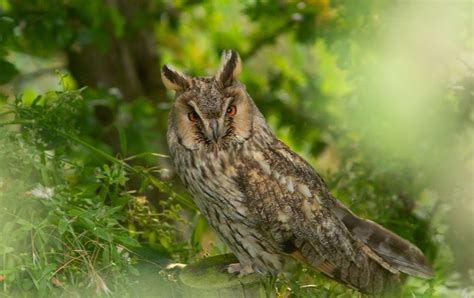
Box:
[162,50,434,295]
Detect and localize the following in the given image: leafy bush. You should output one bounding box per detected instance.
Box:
[0,0,473,297]
[0,86,190,295]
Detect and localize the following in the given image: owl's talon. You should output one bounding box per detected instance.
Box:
[226,263,242,274]
[226,263,254,277]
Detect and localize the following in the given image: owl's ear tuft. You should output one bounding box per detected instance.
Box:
[161,65,191,91]
[216,49,241,88]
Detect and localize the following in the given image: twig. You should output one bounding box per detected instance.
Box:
[0,120,34,126]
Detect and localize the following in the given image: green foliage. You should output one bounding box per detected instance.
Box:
[0,58,18,84]
[0,0,473,296]
[0,88,188,295]
[0,132,136,294]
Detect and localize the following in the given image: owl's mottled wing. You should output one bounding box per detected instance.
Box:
[331,198,434,278]
[236,141,401,293]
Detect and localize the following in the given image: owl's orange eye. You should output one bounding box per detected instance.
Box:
[226,105,237,116]
[188,111,198,122]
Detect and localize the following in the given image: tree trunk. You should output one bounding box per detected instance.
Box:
[66,0,176,205]
[67,0,166,102]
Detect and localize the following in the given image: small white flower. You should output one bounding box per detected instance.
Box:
[30,185,55,200]
[116,245,124,254]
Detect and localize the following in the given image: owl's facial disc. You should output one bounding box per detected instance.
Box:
[172,86,252,149]
[188,99,228,143]
[164,50,253,150]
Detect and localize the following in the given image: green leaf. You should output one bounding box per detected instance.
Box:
[117,126,127,156]
[93,227,112,242]
[0,58,19,84]
[108,7,125,38]
[0,246,14,254]
[104,205,124,217]
[127,265,139,276]
[159,237,170,250]
[16,218,34,231]
[102,246,110,264]
[58,218,68,235]
[67,208,84,217]
[115,235,140,248]
[191,214,208,249]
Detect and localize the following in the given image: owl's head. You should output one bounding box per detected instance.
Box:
[162,50,263,150]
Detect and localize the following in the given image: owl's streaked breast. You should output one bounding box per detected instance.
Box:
[168,131,288,273]
[169,139,249,220]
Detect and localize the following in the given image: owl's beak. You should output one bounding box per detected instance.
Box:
[209,119,220,141]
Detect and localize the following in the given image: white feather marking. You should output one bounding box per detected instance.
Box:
[297,183,312,198]
[272,171,280,180]
[287,178,294,193]
[225,166,237,176]
[253,151,264,162]
[258,160,271,175]
[253,151,271,175]
[277,210,290,223]
[353,226,372,241]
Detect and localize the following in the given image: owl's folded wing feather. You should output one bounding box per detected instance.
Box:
[237,142,403,294]
[331,198,434,278]
[262,141,433,279]
[238,141,434,294]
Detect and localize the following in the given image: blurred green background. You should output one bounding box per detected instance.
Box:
[0,0,472,296]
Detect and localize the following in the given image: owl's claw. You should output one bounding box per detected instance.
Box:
[226,263,255,277]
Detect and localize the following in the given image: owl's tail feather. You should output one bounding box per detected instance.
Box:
[332,199,435,279]
[314,255,402,296]
[293,242,401,295]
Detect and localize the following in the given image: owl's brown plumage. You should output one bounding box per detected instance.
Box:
[162,50,434,295]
